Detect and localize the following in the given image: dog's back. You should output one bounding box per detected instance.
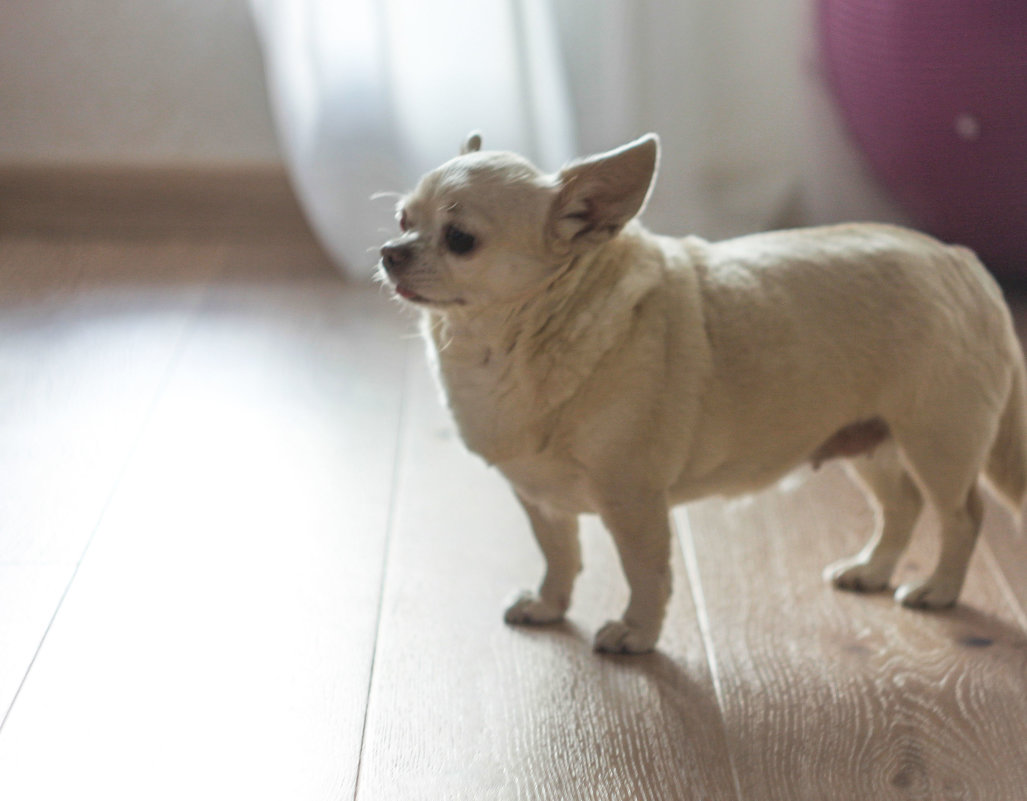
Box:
[671,223,1026,501]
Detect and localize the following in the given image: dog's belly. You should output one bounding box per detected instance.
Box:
[500,416,893,513]
[498,456,597,515]
[670,417,892,502]
[670,457,803,503]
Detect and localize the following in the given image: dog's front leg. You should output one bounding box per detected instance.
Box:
[593,490,672,654]
[504,493,581,625]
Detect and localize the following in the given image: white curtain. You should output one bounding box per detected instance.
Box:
[250,0,901,281]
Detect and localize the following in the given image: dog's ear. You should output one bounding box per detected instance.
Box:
[460,131,483,155]
[550,134,659,251]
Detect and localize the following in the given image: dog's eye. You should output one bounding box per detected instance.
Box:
[398,210,411,231]
[444,225,476,255]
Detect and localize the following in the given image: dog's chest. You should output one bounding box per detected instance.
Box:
[433,339,546,465]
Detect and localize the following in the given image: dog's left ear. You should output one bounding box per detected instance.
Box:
[550,134,659,251]
[460,131,483,155]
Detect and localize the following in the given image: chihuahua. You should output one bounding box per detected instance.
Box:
[377,133,1027,653]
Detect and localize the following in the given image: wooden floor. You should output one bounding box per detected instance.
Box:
[2,231,1027,800]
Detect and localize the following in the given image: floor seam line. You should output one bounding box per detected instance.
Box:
[677,508,746,801]
[351,333,414,801]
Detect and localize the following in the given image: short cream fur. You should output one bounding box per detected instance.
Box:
[378,133,1027,654]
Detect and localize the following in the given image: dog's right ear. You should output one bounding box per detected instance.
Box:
[460,131,483,155]
[549,134,659,252]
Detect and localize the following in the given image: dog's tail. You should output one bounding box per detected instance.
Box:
[986,354,1027,520]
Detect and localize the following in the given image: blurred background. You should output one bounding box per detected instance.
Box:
[2,0,1024,279]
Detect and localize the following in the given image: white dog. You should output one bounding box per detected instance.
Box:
[378,133,1027,653]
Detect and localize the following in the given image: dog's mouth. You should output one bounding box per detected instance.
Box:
[391,282,465,307]
[394,284,431,303]
[377,259,466,307]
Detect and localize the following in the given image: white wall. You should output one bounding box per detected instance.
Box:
[0,1,281,165]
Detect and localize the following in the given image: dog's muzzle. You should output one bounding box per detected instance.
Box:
[380,242,414,278]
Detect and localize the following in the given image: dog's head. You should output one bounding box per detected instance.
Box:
[378,132,659,309]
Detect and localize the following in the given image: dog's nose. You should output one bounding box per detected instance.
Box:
[380,242,412,275]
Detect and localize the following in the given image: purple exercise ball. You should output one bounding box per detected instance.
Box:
[819,0,1027,275]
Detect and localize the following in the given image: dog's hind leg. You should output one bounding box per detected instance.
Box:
[891,420,990,609]
[826,440,923,594]
[894,484,983,608]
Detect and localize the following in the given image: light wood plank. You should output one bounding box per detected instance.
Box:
[0,565,76,720]
[0,237,224,563]
[356,353,740,801]
[682,465,1027,800]
[0,254,409,800]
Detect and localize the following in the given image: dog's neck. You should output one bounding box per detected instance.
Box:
[423,223,663,464]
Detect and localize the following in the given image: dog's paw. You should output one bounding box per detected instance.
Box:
[593,620,658,654]
[895,579,959,610]
[823,556,891,594]
[503,591,566,626]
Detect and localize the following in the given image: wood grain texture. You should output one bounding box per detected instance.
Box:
[0,244,409,800]
[355,353,740,801]
[681,465,1027,800]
